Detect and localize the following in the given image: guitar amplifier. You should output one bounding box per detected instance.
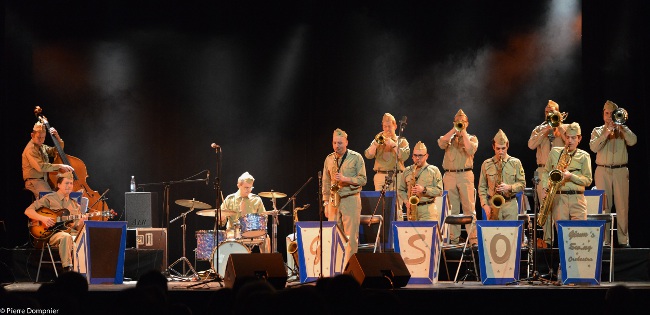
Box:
[136,228,167,270]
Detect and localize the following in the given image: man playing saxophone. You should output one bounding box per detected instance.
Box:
[322,128,367,266]
[398,141,443,221]
[528,100,568,247]
[478,130,526,221]
[365,113,411,221]
[541,122,593,225]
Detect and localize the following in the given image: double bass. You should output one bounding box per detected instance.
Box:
[34,106,109,221]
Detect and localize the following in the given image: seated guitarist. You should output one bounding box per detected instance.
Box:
[24,171,85,272]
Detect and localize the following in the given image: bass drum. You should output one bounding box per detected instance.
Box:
[211,241,250,277]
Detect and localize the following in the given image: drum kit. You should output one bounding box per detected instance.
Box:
[186,191,291,280]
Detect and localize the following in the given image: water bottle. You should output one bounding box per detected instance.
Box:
[130,175,136,192]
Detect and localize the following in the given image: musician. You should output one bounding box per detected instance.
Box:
[322,128,367,265]
[364,113,410,220]
[437,109,478,245]
[541,122,592,223]
[528,100,568,247]
[221,171,270,252]
[478,130,526,221]
[398,141,443,221]
[589,100,637,248]
[24,172,84,272]
[22,122,75,198]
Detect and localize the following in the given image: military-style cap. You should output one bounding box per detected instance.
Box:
[238,171,255,184]
[604,100,618,111]
[565,122,581,136]
[57,172,74,179]
[333,128,348,138]
[493,129,508,145]
[382,113,396,124]
[33,122,46,132]
[455,109,467,118]
[413,141,427,153]
[546,100,559,110]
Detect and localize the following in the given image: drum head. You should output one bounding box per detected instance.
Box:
[211,241,250,276]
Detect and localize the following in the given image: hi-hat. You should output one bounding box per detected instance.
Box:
[196,209,237,217]
[175,199,212,209]
[258,191,287,199]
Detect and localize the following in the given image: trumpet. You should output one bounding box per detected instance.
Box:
[612,108,628,125]
[453,121,466,132]
[375,132,385,145]
[545,110,568,128]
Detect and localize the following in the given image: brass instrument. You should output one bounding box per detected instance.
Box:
[537,146,573,227]
[489,157,505,220]
[545,110,568,128]
[375,132,385,145]
[407,166,419,221]
[453,121,466,132]
[612,108,628,125]
[330,155,341,207]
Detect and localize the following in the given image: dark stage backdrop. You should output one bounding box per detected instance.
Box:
[3,1,649,267]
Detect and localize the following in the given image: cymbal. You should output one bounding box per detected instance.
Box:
[196,209,237,217]
[258,191,287,199]
[175,199,212,209]
[261,210,290,216]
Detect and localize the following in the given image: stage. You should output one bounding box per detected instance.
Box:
[2,247,650,314]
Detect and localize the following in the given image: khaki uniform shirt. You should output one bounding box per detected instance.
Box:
[541,147,592,191]
[22,139,64,180]
[589,125,637,165]
[364,135,410,172]
[478,156,526,208]
[437,134,478,170]
[322,149,367,200]
[398,164,443,204]
[221,192,266,223]
[528,123,567,165]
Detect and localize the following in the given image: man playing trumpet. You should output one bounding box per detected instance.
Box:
[589,100,637,248]
[398,141,443,221]
[365,113,410,220]
[478,130,526,221]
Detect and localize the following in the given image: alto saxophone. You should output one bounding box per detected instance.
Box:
[407,165,419,221]
[330,155,341,207]
[537,146,573,227]
[489,157,505,220]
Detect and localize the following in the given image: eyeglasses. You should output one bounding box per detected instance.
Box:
[413,154,427,158]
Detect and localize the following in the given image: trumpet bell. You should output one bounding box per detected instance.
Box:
[612,108,628,125]
[453,121,465,132]
[375,132,385,145]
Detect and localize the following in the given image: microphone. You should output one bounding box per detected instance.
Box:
[206,171,210,185]
[400,116,408,125]
[318,171,322,180]
[211,143,220,152]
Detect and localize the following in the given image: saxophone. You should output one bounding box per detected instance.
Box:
[489,157,505,220]
[537,146,573,227]
[407,165,419,221]
[330,155,341,207]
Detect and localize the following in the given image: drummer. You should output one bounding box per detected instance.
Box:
[220,171,270,252]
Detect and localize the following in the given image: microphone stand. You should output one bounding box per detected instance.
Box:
[318,171,324,279]
[278,177,313,278]
[394,117,407,225]
[369,171,394,253]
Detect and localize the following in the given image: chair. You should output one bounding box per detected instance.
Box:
[358,215,383,253]
[586,213,615,282]
[439,214,478,282]
[35,242,62,283]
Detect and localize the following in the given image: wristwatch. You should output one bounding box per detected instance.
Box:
[422,187,427,194]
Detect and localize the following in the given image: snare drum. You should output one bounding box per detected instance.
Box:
[239,213,268,238]
[195,230,226,260]
[211,241,250,276]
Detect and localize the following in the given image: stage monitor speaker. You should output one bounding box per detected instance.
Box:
[125,192,160,228]
[344,252,410,289]
[224,253,287,290]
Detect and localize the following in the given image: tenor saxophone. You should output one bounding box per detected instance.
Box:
[489,157,505,220]
[537,146,572,227]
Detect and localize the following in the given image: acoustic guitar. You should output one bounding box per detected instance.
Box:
[28,207,115,241]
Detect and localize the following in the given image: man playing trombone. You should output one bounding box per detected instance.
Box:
[478,130,526,221]
[589,100,637,248]
[528,100,568,247]
[398,141,443,221]
[364,113,410,220]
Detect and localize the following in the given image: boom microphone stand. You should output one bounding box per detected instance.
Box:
[393,116,407,223]
[369,170,394,252]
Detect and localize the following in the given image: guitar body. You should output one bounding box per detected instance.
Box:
[28,207,73,241]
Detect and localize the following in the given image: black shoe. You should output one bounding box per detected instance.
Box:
[63,266,73,273]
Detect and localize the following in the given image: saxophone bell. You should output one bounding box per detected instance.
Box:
[409,195,419,206]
